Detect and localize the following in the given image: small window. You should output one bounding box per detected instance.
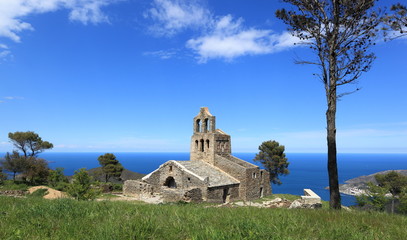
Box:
[206,139,210,149]
[187,177,191,181]
[252,172,257,179]
[260,171,263,179]
[200,139,204,152]
[169,166,173,172]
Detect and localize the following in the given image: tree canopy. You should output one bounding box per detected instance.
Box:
[1,151,28,181]
[386,3,407,38]
[274,0,402,209]
[357,171,407,214]
[97,153,124,183]
[253,140,289,185]
[8,131,53,157]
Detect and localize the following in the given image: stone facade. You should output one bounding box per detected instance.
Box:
[123,107,271,203]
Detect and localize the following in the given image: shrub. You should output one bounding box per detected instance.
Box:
[67,168,100,201]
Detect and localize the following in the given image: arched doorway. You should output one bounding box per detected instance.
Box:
[164,176,177,188]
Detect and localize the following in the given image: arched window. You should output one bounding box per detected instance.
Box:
[204,118,209,133]
[195,140,199,149]
[164,176,177,188]
[206,139,210,149]
[200,139,204,152]
[195,119,201,132]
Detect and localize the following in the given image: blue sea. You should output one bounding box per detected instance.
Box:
[5,152,407,206]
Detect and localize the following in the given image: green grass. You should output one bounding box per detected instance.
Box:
[0,180,29,191]
[0,196,406,240]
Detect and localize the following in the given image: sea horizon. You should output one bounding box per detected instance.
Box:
[1,152,406,206]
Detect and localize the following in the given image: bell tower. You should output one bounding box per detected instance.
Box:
[190,107,217,164]
[190,107,232,165]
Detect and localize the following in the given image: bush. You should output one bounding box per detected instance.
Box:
[28,188,48,198]
[67,168,100,201]
[48,167,68,190]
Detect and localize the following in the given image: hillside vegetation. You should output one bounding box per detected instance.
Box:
[0,196,406,240]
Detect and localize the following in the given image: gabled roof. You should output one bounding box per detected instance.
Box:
[174,160,239,187]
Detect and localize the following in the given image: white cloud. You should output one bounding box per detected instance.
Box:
[186,15,300,63]
[145,0,212,36]
[145,0,301,62]
[0,0,118,42]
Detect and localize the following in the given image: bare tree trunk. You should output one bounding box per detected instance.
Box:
[327,97,341,209]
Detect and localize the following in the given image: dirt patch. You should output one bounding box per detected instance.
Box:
[28,186,68,199]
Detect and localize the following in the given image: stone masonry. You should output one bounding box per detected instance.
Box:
[123,107,272,203]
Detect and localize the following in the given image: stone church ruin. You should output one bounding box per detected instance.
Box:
[123,107,271,203]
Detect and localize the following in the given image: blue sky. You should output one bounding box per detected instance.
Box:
[0,0,406,153]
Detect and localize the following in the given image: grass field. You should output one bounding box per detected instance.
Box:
[0,196,406,240]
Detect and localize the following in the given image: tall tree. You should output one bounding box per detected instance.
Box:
[1,151,28,181]
[97,153,124,183]
[8,131,53,157]
[253,140,289,185]
[276,0,385,209]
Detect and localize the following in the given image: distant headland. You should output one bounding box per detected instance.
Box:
[327,170,407,196]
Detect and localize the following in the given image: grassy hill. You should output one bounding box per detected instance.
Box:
[0,196,405,240]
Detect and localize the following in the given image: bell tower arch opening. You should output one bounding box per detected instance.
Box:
[195,119,201,133]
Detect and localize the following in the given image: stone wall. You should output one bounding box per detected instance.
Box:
[123,180,154,197]
[206,184,239,203]
[151,161,208,190]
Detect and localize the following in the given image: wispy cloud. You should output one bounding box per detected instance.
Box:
[53,137,187,152]
[3,96,24,100]
[0,96,25,103]
[145,0,301,62]
[143,49,180,59]
[144,0,212,37]
[0,0,119,43]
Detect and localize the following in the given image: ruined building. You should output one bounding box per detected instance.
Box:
[123,107,271,203]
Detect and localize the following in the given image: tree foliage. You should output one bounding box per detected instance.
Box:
[275,0,387,209]
[385,3,407,38]
[0,167,7,184]
[23,157,50,184]
[357,171,407,214]
[67,168,99,201]
[253,140,289,185]
[8,131,53,157]
[1,151,28,181]
[97,153,124,183]
[48,167,68,190]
